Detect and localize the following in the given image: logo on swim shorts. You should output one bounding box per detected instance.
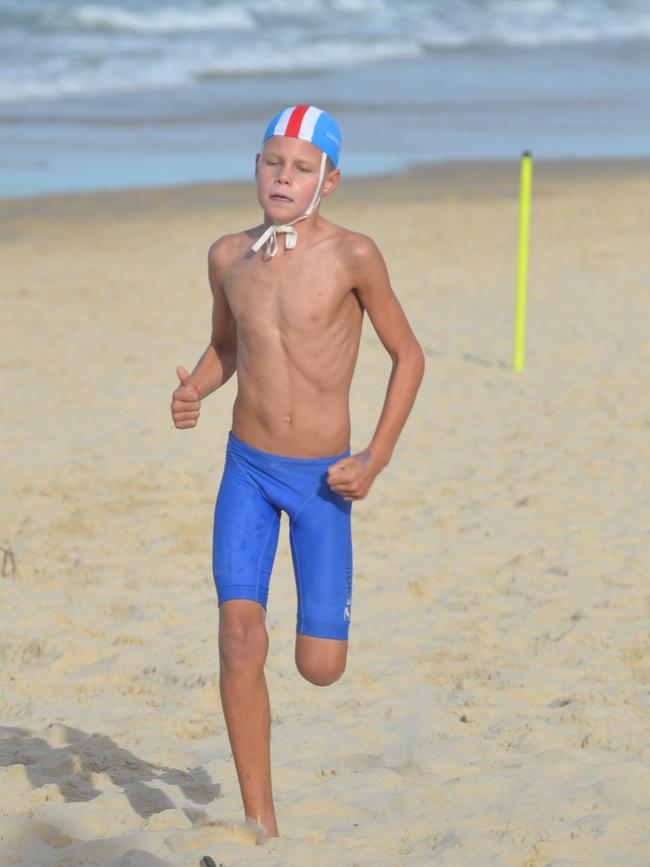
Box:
[343,596,351,621]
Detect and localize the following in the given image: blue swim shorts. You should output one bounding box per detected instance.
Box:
[212,430,353,640]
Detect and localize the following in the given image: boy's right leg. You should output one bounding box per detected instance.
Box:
[218,599,279,839]
[212,442,282,839]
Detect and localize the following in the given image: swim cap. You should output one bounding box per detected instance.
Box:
[262,104,341,168]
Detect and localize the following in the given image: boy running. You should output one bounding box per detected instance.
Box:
[170,105,425,841]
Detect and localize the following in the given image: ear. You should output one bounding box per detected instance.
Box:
[320,168,340,199]
[254,152,260,177]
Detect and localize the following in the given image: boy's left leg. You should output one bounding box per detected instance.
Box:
[289,473,353,683]
[295,634,348,686]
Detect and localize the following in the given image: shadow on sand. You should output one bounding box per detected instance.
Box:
[0,723,224,865]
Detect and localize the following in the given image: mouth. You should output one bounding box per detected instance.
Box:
[270,193,293,203]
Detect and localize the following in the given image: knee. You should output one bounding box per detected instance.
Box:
[219,616,268,674]
[296,659,346,687]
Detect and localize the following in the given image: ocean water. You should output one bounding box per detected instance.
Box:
[1,0,649,197]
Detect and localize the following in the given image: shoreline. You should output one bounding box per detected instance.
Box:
[2,155,650,220]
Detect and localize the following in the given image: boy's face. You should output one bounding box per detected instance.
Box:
[255,135,339,222]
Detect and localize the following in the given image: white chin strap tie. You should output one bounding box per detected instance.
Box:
[252,151,328,258]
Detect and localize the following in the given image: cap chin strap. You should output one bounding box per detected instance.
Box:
[252,151,328,258]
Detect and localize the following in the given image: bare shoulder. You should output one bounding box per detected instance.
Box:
[207,230,251,272]
[328,227,387,285]
[207,228,261,296]
[336,228,384,269]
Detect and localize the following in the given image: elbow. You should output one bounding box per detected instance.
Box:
[213,341,237,378]
[223,349,238,379]
[413,341,425,375]
[393,341,425,380]
[414,350,426,389]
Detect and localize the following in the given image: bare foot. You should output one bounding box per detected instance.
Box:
[246,814,279,843]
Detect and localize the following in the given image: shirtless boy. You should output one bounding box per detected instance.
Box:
[170,105,425,841]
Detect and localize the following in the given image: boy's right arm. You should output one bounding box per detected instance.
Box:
[171,238,238,430]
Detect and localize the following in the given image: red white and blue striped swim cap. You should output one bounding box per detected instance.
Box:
[262,105,341,168]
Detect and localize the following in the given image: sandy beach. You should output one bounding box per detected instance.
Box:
[1,158,649,866]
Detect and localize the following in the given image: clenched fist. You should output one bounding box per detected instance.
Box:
[171,365,201,429]
[326,448,385,501]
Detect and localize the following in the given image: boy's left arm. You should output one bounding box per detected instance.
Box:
[327,235,426,501]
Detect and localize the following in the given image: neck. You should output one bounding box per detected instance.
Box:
[262,208,320,230]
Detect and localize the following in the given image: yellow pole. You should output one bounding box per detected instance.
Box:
[513,151,533,371]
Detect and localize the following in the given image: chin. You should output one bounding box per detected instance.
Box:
[267,201,301,221]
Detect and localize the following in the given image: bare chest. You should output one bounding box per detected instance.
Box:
[224,251,352,335]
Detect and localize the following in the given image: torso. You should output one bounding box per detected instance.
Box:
[221,220,364,457]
